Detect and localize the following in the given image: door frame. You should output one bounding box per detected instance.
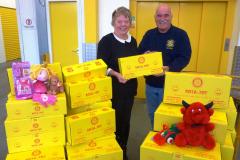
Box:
[46,0,85,63]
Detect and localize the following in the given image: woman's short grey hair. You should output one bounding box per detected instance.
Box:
[111,6,132,26]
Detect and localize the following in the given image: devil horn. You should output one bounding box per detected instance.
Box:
[205,102,214,109]
[182,100,190,108]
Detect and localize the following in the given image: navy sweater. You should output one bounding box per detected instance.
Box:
[138,26,192,88]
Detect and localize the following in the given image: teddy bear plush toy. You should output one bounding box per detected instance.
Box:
[174,100,216,150]
[47,75,64,95]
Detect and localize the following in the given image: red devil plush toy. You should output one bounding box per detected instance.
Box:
[174,100,216,150]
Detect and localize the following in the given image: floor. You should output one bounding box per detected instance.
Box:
[0,61,239,160]
[0,61,11,160]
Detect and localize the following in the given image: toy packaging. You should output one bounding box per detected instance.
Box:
[5,115,64,137]
[6,93,67,120]
[65,107,115,145]
[62,59,107,83]
[163,72,232,109]
[12,62,33,100]
[65,76,112,108]
[6,146,66,160]
[66,136,122,160]
[7,131,65,153]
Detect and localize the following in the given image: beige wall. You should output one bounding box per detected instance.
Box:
[98,0,129,40]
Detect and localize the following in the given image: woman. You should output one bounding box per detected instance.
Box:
[97,6,138,160]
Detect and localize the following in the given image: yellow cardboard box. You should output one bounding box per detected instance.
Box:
[65,134,116,147]
[65,76,112,108]
[7,63,63,96]
[5,115,65,137]
[6,93,67,120]
[118,52,163,79]
[6,146,66,160]
[68,100,112,115]
[221,131,234,160]
[163,72,232,109]
[141,131,221,160]
[7,131,65,153]
[62,59,107,83]
[227,97,237,130]
[230,129,236,143]
[66,107,115,145]
[66,137,122,160]
[216,96,237,130]
[154,103,228,144]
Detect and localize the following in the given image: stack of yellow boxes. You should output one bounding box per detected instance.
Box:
[5,63,67,160]
[62,59,122,159]
[141,72,237,160]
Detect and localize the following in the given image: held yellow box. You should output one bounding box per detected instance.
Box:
[141,131,221,160]
[7,131,65,153]
[65,76,112,108]
[66,107,115,145]
[66,137,122,160]
[118,52,163,79]
[6,93,67,120]
[154,103,228,144]
[163,72,232,109]
[6,146,66,160]
[7,63,63,96]
[221,131,234,160]
[62,59,107,83]
[5,115,65,137]
[67,100,112,115]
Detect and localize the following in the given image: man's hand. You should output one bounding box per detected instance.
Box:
[153,66,169,77]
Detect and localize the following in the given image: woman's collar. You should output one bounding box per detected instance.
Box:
[113,33,132,43]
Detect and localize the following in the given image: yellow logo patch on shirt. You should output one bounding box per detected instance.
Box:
[166,39,175,50]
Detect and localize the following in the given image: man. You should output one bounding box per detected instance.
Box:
[138,4,192,127]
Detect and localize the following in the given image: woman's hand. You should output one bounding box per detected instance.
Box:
[109,69,127,84]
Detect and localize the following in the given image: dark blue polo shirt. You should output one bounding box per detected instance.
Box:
[138,25,192,88]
